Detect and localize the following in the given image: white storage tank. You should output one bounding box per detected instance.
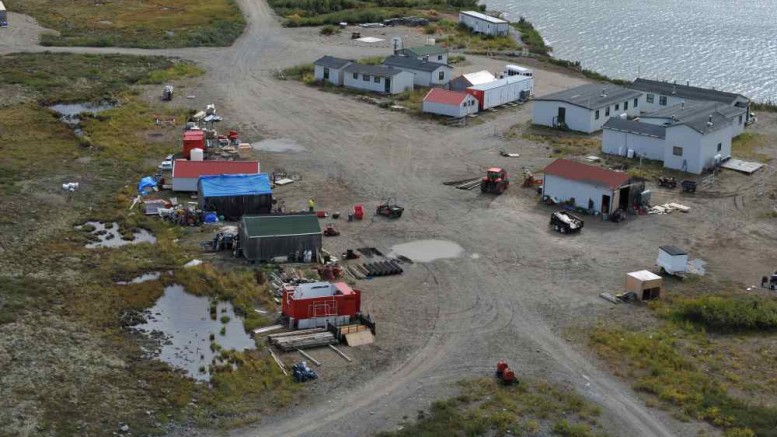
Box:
[190,148,204,161]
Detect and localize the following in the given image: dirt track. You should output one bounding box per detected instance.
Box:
[4,2,777,436]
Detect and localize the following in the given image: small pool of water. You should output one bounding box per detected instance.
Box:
[116,272,162,286]
[77,221,156,249]
[134,284,256,381]
[49,102,116,136]
[389,239,464,263]
[251,138,306,153]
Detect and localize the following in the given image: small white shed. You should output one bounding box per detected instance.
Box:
[656,245,688,275]
[422,88,479,118]
[313,56,353,86]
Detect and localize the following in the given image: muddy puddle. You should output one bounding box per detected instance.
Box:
[134,284,255,381]
[390,239,464,263]
[77,221,156,249]
[251,138,306,153]
[49,102,116,136]
[116,272,162,286]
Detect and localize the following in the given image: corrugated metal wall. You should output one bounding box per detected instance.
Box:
[241,233,322,262]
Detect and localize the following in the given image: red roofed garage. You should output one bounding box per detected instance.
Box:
[422,88,479,118]
[542,159,634,215]
[172,160,261,192]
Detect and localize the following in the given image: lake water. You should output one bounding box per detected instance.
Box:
[491,0,777,102]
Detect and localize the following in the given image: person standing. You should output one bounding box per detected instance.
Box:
[308,198,316,213]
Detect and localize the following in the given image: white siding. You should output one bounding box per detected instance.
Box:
[532,101,596,133]
[314,65,344,85]
[394,65,451,87]
[422,95,478,118]
[730,112,746,137]
[343,70,414,94]
[663,125,732,174]
[639,93,686,114]
[172,177,198,192]
[543,174,614,212]
[602,129,665,161]
[475,77,533,109]
[458,12,509,36]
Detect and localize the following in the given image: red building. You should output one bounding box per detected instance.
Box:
[282,282,361,329]
[182,130,206,159]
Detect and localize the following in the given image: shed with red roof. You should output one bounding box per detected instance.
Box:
[422,88,479,118]
[171,159,261,192]
[542,159,633,215]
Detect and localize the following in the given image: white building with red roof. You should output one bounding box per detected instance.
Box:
[422,88,479,118]
[542,158,634,215]
[171,159,261,192]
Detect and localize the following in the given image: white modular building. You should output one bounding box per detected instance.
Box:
[450,70,497,92]
[542,158,633,215]
[343,63,414,95]
[458,11,509,36]
[628,78,750,123]
[532,84,643,133]
[382,55,452,87]
[465,74,533,110]
[313,56,353,86]
[422,88,479,118]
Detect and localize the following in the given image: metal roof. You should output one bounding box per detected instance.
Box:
[313,56,353,69]
[172,160,260,178]
[534,84,643,110]
[544,158,631,190]
[640,101,738,134]
[603,117,666,139]
[630,78,748,105]
[400,45,448,57]
[423,88,472,105]
[241,214,321,238]
[468,74,531,91]
[459,10,508,24]
[382,55,450,73]
[344,63,406,77]
[659,245,687,256]
[455,70,496,87]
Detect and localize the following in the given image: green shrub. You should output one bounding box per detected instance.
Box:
[512,17,551,56]
[674,295,777,331]
[320,24,340,35]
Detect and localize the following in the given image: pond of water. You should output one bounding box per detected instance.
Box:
[77,221,156,249]
[389,239,464,263]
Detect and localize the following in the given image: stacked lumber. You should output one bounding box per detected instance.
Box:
[268,329,338,351]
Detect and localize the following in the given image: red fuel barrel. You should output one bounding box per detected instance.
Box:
[496,360,508,375]
[501,367,515,385]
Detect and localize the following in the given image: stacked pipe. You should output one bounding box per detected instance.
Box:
[361,260,403,277]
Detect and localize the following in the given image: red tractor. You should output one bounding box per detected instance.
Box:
[481,167,509,194]
[495,360,516,385]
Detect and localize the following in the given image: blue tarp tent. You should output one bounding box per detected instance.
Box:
[198,173,273,220]
[138,176,157,195]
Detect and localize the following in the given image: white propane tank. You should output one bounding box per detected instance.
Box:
[190,148,204,161]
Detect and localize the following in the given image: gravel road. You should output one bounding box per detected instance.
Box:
[5,2,777,436]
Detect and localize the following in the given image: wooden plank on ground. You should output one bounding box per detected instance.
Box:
[328,344,353,362]
[297,349,322,366]
[252,324,283,335]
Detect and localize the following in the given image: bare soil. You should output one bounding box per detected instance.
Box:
[2,1,777,437]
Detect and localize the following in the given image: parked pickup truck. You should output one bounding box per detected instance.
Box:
[550,211,584,234]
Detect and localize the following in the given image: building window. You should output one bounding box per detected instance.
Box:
[673,146,683,156]
[353,73,358,79]
[437,55,443,61]
[438,71,445,81]
[615,103,620,111]
[362,74,370,81]
[646,93,654,103]
[374,76,380,83]
[595,109,600,120]
[605,107,610,116]
[659,95,668,106]
[739,115,743,124]
[634,98,638,107]
[717,142,722,152]
[624,101,629,110]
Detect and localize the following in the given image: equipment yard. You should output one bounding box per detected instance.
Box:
[2,1,777,437]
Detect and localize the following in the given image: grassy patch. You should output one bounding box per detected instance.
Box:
[279,63,315,82]
[590,289,777,436]
[7,0,245,48]
[269,0,480,27]
[520,128,601,158]
[437,24,519,52]
[379,377,606,436]
[320,24,342,35]
[512,17,551,56]
[731,132,771,162]
[0,53,202,104]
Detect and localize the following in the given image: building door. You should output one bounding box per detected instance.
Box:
[557,107,566,124]
[601,194,611,214]
[323,67,330,80]
[384,78,391,93]
[618,186,630,210]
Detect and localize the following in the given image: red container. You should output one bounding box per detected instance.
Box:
[182,130,206,159]
[281,282,360,321]
[353,204,364,220]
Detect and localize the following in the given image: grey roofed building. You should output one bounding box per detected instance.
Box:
[630,78,748,105]
[603,117,666,139]
[534,84,643,110]
[343,63,406,77]
[382,55,449,72]
[642,100,744,134]
[399,45,448,57]
[313,55,353,69]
